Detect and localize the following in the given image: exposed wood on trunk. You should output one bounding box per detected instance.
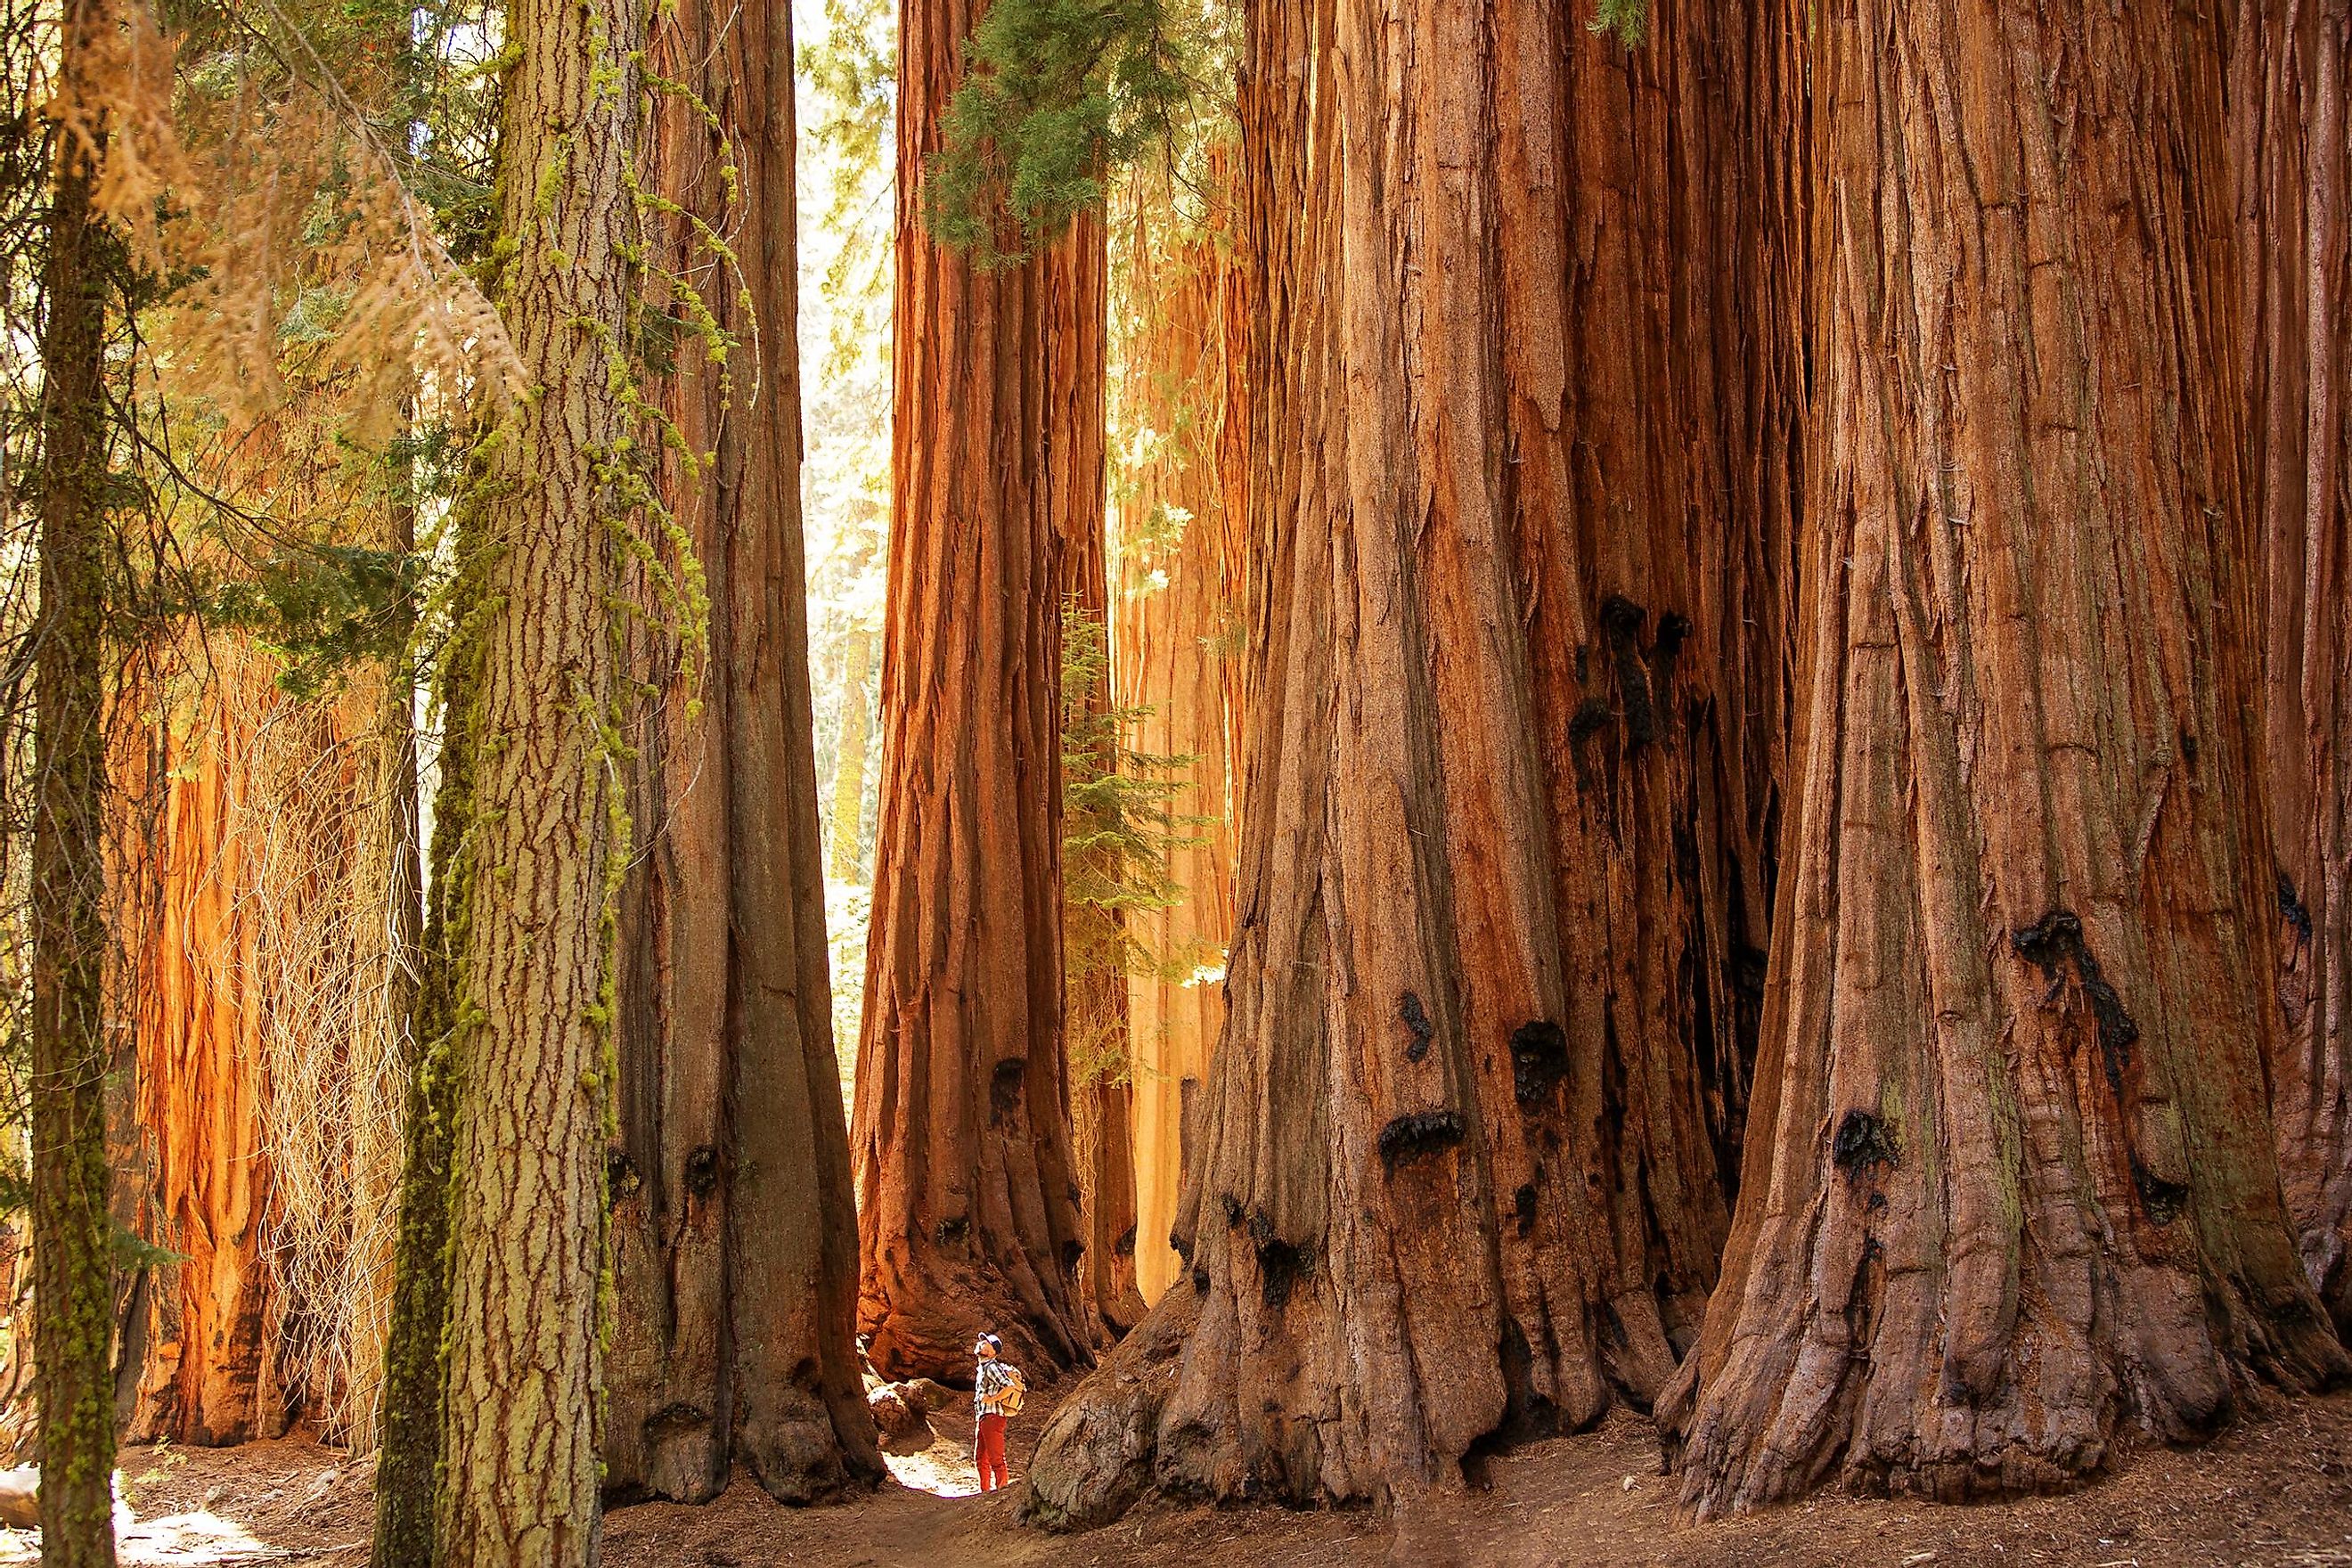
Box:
[1662,0,2350,1515]
[2237,0,2352,1335]
[1028,0,1794,1523]
[851,0,1094,1384]
[113,672,280,1448]
[431,0,644,1548]
[602,0,884,1503]
[1107,178,1245,1306]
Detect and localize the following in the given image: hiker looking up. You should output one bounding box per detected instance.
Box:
[971,1333,1024,1492]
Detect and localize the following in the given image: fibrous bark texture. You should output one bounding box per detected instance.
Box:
[2237,0,2352,1334]
[1030,0,1794,1520]
[1662,0,2349,1517]
[432,0,641,1553]
[851,0,1095,1384]
[602,0,883,1504]
[1054,209,1147,1344]
[31,3,119,1551]
[114,647,411,1453]
[1108,176,1245,1307]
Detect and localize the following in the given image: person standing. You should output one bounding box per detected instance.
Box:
[971,1333,1025,1492]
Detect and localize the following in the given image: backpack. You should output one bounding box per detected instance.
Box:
[997,1365,1026,1416]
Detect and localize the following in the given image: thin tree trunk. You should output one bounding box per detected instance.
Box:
[1662,0,2349,1515]
[369,525,472,1567]
[1027,0,1793,1525]
[829,625,873,880]
[602,0,883,1502]
[2238,0,2352,1335]
[31,0,119,1553]
[431,0,642,1552]
[851,0,1093,1384]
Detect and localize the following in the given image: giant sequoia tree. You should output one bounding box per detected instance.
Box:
[850,0,1101,1382]
[603,0,882,1502]
[1661,0,2348,1515]
[2239,0,2352,1334]
[1028,0,1796,1523]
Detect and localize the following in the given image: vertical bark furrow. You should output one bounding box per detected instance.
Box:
[2240,0,2352,1335]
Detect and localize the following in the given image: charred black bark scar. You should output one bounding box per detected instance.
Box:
[2279,870,2314,943]
[1600,594,1657,748]
[1247,1207,1311,1309]
[1378,1107,1466,1170]
[1832,1108,1897,1175]
[1511,1020,1570,1107]
[2012,910,2142,1098]
[2133,1159,2188,1226]
[990,1058,1025,1120]
[1513,1182,1538,1237]
[1400,990,1434,1061]
[684,1143,719,1197]
[935,1214,969,1245]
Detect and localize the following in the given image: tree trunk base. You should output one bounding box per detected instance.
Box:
[1022,1288,1197,1531]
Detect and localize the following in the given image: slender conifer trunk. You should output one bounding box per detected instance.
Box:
[30,0,119,1558]
[430,0,643,1552]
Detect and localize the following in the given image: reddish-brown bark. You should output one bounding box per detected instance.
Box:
[1108,182,1245,1307]
[1026,0,1794,1524]
[1050,209,1147,1344]
[603,0,883,1504]
[1662,0,2348,1515]
[851,0,1098,1382]
[2238,0,2352,1335]
[112,678,281,1448]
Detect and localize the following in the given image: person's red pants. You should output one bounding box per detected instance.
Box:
[976,1412,1009,1491]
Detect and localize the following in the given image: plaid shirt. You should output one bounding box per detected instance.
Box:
[975,1358,1021,1417]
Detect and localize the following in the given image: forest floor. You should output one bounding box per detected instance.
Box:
[8,1381,2351,1566]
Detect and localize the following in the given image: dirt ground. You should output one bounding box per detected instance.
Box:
[12,1381,2352,1565]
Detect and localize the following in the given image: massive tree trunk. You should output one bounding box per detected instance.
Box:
[2238,0,2352,1334]
[1026,0,1793,1526]
[1107,179,1245,1306]
[851,0,1093,1384]
[431,0,642,1553]
[602,0,884,1504]
[32,0,120,1552]
[1661,0,2349,1517]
